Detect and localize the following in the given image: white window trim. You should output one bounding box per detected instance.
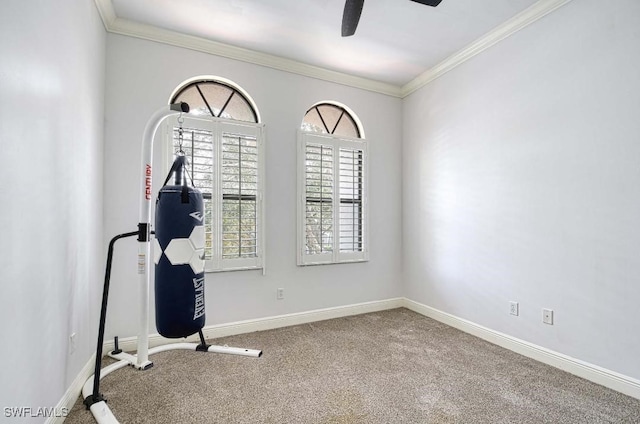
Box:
[164,115,266,273]
[297,131,369,266]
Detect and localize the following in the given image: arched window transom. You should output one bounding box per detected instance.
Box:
[301,102,362,138]
[171,78,259,123]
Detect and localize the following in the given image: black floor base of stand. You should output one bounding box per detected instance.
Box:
[196,329,211,352]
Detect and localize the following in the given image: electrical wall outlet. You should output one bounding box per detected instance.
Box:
[277,288,284,300]
[69,333,77,354]
[542,308,554,325]
[509,301,519,316]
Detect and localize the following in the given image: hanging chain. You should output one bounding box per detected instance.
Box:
[177,113,185,155]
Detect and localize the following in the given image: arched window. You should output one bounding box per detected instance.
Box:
[167,76,264,272]
[170,76,260,123]
[301,102,363,138]
[298,102,368,265]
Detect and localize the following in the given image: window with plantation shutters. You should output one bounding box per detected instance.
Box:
[298,102,368,265]
[167,77,263,272]
[221,132,259,261]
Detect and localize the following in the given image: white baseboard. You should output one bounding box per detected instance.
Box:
[47,354,96,424]
[104,297,405,353]
[403,298,640,400]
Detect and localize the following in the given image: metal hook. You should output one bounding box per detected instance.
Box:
[177,113,185,155]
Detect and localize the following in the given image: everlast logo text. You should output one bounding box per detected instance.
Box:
[193,277,205,320]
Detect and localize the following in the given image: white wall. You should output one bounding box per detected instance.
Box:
[10,0,638,413]
[0,0,106,419]
[103,34,403,339]
[403,0,640,380]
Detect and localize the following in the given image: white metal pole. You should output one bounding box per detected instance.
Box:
[136,103,188,369]
[148,342,262,358]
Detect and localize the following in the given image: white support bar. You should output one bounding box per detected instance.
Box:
[82,360,130,399]
[149,342,262,358]
[88,402,119,424]
[107,351,141,366]
[136,104,187,368]
[207,344,263,357]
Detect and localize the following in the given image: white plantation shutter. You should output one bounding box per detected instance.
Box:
[305,143,334,258]
[168,116,264,271]
[339,147,364,253]
[219,123,261,269]
[298,132,368,265]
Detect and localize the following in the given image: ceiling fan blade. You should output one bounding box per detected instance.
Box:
[342,0,364,37]
[409,0,443,6]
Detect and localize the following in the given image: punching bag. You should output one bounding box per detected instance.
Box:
[154,156,206,339]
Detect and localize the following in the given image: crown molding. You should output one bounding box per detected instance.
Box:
[401,0,574,97]
[92,0,402,97]
[93,0,572,99]
[93,0,116,29]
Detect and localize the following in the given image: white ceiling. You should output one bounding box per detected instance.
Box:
[109,0,541,87]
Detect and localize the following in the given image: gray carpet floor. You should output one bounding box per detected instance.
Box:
[65,308,640,423]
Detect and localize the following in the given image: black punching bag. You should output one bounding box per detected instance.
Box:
[154,156,206,338]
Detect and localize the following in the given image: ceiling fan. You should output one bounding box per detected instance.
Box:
[342,0,443,37]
